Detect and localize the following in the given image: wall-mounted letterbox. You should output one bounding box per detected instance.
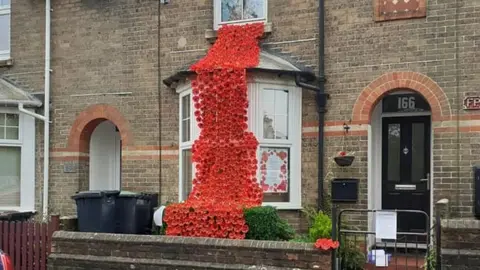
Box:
[331,178,359,203]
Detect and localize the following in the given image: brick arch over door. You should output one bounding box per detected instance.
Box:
[352,71,452,123]
[67,104,134,153]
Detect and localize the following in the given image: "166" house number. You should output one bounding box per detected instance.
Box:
[382,93,430,113]
[397,96,416,110]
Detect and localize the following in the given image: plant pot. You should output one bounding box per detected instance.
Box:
[334,156,355,167]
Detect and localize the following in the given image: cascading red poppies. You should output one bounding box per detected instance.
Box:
[163,23,265,239]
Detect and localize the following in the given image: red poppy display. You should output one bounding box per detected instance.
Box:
[163,23,265,239]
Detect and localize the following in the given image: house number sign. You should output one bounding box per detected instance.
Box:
[382,94,430,113]
[464,96,480,110]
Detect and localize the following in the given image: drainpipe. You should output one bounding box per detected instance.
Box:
[294,0,327,211]
[43,0,52,222]
[16,1,51,221]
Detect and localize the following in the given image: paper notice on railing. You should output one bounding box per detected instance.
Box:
[375,211,397,240]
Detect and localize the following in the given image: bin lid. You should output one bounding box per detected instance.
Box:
[118,190,145,198]
[71,190,120,200]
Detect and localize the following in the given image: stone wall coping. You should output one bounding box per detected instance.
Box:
[442,248,480,256]
[52,231,324,253]
[441,218,480,229]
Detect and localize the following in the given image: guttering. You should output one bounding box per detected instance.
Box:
[18,103,47,122]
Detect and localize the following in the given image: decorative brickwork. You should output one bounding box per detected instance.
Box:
[67,104,134,153]
[374,0,427,22]
[352,71,452,123]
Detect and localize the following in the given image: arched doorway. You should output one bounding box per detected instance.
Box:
[89,120,121,190]
[369,90,432,243]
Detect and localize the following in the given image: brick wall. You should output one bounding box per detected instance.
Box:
[316,0,480,225]
[47,0,160,216]
[0,0,46,213]
[159,0,320,228]
[441,219,480,269]
[48,231,331,270]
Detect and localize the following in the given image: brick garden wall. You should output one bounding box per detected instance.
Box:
[441,219,480,269]
[48,231,331,270]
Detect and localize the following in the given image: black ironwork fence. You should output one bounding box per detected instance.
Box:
[331,207,440,270]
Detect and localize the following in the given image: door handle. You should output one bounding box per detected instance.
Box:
[420,173,430,191]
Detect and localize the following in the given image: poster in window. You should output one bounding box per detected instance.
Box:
[260,147,289,193]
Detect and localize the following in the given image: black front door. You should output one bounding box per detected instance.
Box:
[382,116,431,236]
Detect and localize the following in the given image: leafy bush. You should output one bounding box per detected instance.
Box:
[243,206,295,241]
[308,210,332,241]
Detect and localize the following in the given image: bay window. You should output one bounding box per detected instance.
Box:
[0,0,10,60]
[214,0,267,30]
[177,76,302,209]
[0,108,35,211]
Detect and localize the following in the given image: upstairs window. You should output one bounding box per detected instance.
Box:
[0,0,10,60]
[214,0,267,30]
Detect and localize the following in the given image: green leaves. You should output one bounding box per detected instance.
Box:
[243,206,295,241]
[308,211,332,242]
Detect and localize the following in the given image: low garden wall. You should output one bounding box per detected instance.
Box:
[48,231,331,270]
[441,219,480,270]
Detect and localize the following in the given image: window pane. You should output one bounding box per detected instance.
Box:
[0,14,10,52]
[261,89,289,140]
[182,120,190,142]
[5,113,18,127]
[221,0,242,22]
[243,0,265,19]
[0,147,21,207]
[181,149,193,200]
[411,123,425,183]
[274,115,288,139]
[5,127,17,140]
[259,147,289,202]
[181,95,190,120]
[387,124,401,182]
[263,114,275,139]
[0,0,10,6]
[181,95,190,143]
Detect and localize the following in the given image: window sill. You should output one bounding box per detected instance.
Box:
[262,202,302,210]
[0,58,13,67]
[205,22,272,43]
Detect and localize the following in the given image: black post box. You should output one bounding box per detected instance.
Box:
[331,178,359,203]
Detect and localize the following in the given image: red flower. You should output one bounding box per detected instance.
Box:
[339,151,347,157]
[314,239,340,250]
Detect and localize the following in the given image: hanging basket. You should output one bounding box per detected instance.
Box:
[334,156,355,167]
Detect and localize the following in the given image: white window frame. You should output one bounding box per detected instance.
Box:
[0,1,11,60]
[178,84,198,202]
[0,107,36,212]
[213,0,268,30]
[177,74,302,209]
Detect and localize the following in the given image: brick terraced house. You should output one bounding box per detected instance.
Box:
[0,0,479,245]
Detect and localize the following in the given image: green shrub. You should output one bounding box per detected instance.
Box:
[308,210,332,241]
[243,206,295,241]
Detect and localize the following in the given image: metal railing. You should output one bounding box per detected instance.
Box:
[331,206,439,270]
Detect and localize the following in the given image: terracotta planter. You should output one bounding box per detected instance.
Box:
[334,156,355,167]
